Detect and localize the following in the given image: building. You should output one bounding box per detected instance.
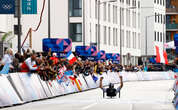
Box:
[140,0,166,64]
[0,0,141,66]
[70,0,141,65]
[166,0,178,60]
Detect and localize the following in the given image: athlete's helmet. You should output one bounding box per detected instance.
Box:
[109,83,114,89]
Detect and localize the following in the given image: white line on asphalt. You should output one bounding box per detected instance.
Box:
[81,103,97,110]
[130,104,134,110]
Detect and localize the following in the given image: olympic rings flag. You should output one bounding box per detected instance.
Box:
[0,0,15,14]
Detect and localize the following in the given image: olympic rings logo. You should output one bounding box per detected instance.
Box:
[2,4,13,10]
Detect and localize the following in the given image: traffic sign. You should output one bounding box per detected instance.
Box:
[22,0,37,14]
[0,0,15,14]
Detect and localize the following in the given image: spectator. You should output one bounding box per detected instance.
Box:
[20,51,39,72]
[0,48,14,71]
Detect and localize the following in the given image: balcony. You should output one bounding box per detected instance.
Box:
[166,24,178,31]
[166,8,178,15]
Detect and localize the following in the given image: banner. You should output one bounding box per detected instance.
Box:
[75,46,97,57]
[22,0,37,14]
[0,0,15,14]
[97,50,106,60]
[43,38,72,53]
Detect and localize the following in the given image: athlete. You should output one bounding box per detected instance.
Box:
[100,75,123,98]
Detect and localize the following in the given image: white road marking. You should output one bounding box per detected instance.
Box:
[130,104,134,110]
[81,103,97,110]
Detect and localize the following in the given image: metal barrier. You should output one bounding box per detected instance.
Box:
[0,71,176,107]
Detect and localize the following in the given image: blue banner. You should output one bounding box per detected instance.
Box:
[174,34,178,46]
[22,0,37,14]
[106,53,112,60]
[75,46,97,57]
[0,0,15,14]
[43,38,72,52]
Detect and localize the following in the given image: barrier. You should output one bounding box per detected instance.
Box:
[61,76,76,94]
[37,76,53,98]
[8,73,34,102]
[0,71,176,107]
[107,72,119,83]
[78,74,89,90]
[83,75,97,89]
[0,75,22,106]
[101,72,110,86]
[18,73,45,100]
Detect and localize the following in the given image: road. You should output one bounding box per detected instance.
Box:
[2,80,175,110]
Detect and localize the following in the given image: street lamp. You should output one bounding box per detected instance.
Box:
[97,0,117,51]
[145,14,160,66]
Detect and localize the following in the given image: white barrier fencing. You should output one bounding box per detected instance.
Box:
[0,71,176,108]
[173,72,178,109]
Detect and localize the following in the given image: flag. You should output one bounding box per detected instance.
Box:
[92,75,98,82]
[66,51,77,64]
[163,50,168,65]
[64,70,73,76]
[0,63,10,74]
[155,46,168,64]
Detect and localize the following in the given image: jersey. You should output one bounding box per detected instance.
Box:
[102,87,121,97]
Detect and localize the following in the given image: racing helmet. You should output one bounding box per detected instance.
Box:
[109,83,114,89]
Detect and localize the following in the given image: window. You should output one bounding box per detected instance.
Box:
[158,14,159,23]
[138,1,140,8]
[126,31,129,48]
[103,3,106,21]
[121,8,124,25]
[116,29,118,46]
[155,31,157,41]
[113,6,115,23]
[160,0,162,5]
[163,0,164,6]
[108,27,111,45]
[161,14,162,23]
[138,13,140,28]
[96,24,98,42]
[160,32,162,42]
[157,0,159,4]
[154,0,156,3]
[70,23,82,42]
[157,32,159,41]
[121,29,124,47]
[155,13,157,22]
[138,33,141,49]
[113,28,115,46]
[69,0,82,17]
[132,32,134,48]
[90,0,91,18]
[95,0,98,19]
[108,4,111,22]
[104,26,107,44]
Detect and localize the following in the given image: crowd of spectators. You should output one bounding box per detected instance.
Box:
[0,48,177,81]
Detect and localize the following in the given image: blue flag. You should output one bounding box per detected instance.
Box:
[0,63,10,74]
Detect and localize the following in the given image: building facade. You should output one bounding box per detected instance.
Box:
[0,0,141,66]
[70,0,141,66]
[140,0,166,63]
[166,0,178,60]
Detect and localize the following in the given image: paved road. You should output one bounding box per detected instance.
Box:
[2,80,175,110]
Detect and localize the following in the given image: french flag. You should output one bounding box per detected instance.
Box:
[155,46,168,64]
[66,51,77,64]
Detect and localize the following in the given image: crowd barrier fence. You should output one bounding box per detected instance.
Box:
[173,72,178,109]
[0,71,176,108]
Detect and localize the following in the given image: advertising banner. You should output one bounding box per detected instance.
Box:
[0,0,15,14]
[22,0,37,14]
